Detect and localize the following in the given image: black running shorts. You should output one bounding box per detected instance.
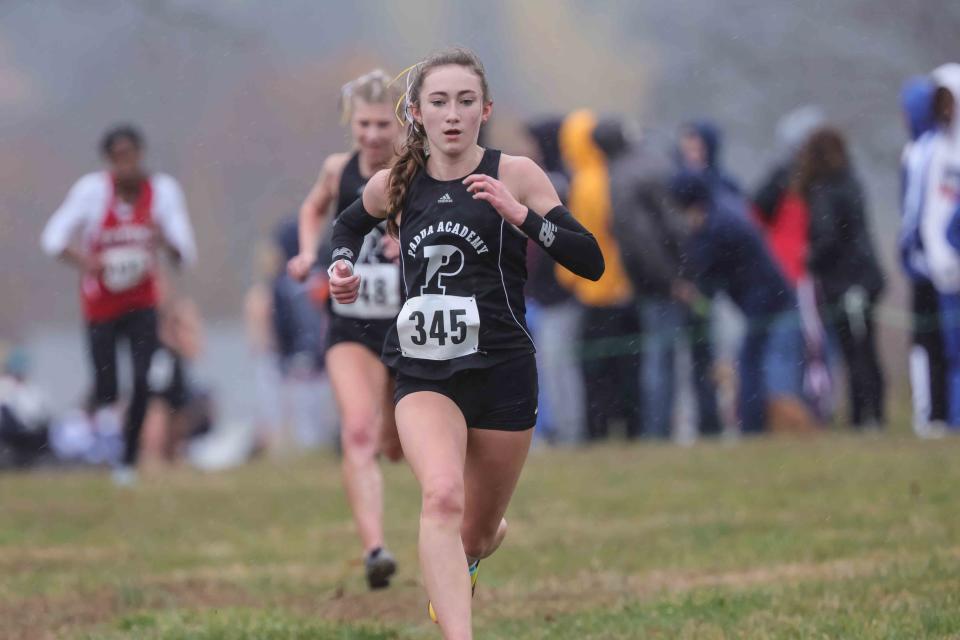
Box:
[326,314,393,357]
[394,354,538,431]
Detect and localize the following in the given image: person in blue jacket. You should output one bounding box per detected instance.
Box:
[670,171,795,434]
[678,120,747,216]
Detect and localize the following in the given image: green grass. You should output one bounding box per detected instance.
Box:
[2,432,959,639]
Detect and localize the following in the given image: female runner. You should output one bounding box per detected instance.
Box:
[327,48,603,639]
[288,70,404,589]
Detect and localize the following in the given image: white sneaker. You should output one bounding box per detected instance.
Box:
[915,422,948,440]
[111,466,138,487]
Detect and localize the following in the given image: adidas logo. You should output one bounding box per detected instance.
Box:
[437,193,453,204]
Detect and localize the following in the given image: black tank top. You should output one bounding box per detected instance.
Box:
[329,152,402,321]
[336,152,367,215]
[382,148,534,379]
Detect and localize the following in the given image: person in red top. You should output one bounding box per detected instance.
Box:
[41,125,197,484]
[751,108,829,428]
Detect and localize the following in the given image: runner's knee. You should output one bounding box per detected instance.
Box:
[421,476,465,524]
[340,414,379,456]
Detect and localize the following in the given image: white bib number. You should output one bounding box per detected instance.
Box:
[397,294,480,360]
[332,263,401,319]
[101,247,151,293]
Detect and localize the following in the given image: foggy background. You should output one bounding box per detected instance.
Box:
[2,0,958,419]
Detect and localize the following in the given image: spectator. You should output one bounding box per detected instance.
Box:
[594,118,721,438]
[524,117,586,445]
[140,296,215,469]
[558,109,642,440]
[671,172,795,434]
[752,106,826,431]
[796,128,886,429]
[0,346,52,468]
[272,218,334,449]
[678,120,747,216]
[899,76,947,438]
[678,121,750,436]
[915,64,960,430]
[244,241,285,452]
[753,106,825,289]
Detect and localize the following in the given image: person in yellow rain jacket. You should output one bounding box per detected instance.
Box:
[557,110,642,440]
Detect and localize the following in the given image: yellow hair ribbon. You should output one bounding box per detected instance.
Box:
[389,63,420,89]
[389,63,421,125]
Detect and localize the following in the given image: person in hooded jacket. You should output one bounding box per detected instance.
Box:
[912,63,960,430]
[523,117,586,445]
[678,120,747,217]
[557,109,642,440]
[594,118,721,438]
[899,76,947,438]
[678,120,751,434]
[797,128,886,429]
[670,172,795,434]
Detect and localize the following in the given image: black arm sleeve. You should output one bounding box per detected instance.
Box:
[328,197,384,268]
[519,205,605,281]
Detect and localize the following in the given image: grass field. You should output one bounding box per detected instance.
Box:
[2,431,959,639]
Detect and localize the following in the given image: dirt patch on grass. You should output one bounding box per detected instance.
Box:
[479,550,960,623]
[7,550,953,639]
[0,563,433,639]
[0,546,124,578]
[0,577,258,640]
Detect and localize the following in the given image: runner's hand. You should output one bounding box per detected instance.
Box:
[464,174,526,226]
[287,252,316,282]
[80,253,103,275]
[329,260,360,304]
[671,279,698,305]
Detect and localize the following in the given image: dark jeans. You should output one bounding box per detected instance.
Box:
[828,296,885,427]
[87,307,159,465]
[738,317,773,434]
[580,304,642,440]
[0,406,49,467]
[938,292,960,428]
[641,300,721,438]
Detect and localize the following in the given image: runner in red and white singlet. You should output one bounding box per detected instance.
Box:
[41,125,196,484]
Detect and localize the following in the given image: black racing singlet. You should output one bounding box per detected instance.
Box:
[327,152,401,352]
[335,152,367,215]
[382,148,534,379]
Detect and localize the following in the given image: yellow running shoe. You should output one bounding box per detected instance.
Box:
[469,559,481,593]
[427,560,480,623]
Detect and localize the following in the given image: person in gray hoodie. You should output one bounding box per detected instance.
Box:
[593,118,721,438]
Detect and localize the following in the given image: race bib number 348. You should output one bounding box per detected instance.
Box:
[332,264,401,319]
[397,294,480,360]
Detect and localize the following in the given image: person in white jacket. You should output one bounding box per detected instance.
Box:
[916,64,960,429]
[900,77,946,438]
[40,125,197,483]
